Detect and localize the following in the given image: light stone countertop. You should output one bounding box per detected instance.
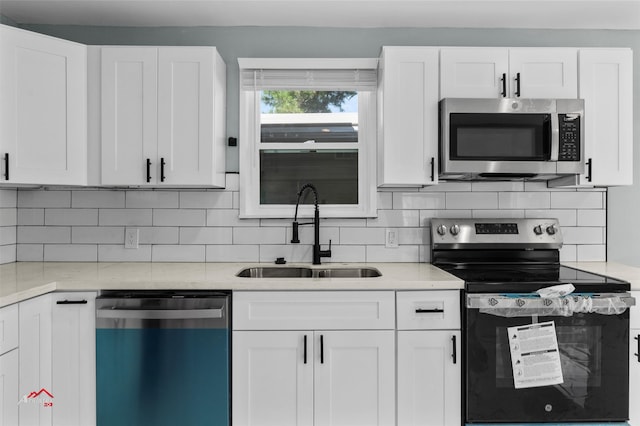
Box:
[2,261,639,308]
[0,262,464,307]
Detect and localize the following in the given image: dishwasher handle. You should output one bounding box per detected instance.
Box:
[97,307,224,320]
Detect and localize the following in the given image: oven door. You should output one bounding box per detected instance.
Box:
[465,297,630,423]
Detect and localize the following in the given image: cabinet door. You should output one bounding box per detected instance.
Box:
[232,331,313,426]
[440,48,509,98]
[19,294,53,426]
[578,48,633,186]
[0,25,86,186]
[101,47,158,185]
[509,48,577,98]
[397,330,461,426]
[0,350,19,426]
[157,47,226,187]
[630,330,640,426]
[314,330,395,426]
[51,292,96,426]
[378,47,439,186]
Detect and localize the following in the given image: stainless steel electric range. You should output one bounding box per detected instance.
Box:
[431,218,635,425]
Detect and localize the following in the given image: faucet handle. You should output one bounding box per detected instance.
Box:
[320,239,332,258]
[291,221,300,244]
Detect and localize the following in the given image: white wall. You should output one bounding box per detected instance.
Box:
[12,176,606,263]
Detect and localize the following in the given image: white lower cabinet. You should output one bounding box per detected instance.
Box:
[232,291,396,426]
[630,291,639,425]
[396,291,462,426]
[14,292,96,426]
[0,303,19,426]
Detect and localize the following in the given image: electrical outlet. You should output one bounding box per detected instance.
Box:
[385,228,399,248]
[125,228,139,249]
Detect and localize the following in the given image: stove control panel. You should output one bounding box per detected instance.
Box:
[431,218,562,249]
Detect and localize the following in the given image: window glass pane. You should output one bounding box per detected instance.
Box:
[261,90,358,143]
[260,150,358,205]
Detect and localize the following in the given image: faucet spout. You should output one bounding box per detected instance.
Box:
[291,183,332,265]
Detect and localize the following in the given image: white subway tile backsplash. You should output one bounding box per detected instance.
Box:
[0,208,17,226]
[152,245,205,262]
[550,192,603,209]
[366,245,420,262]
[17,209,45,225]
[44,244,98,262]
[126,191,179,209]
[72,190,125,208]
[340,227,385,245]
[153,209,206,227]
[180,227,233,245]
[45,209,98,226]
[225,174,239,191]
[577,245,606,262]
[577,210,606,227]
[17,244,43,261]
[234,227,286,245]
[367,210,420,227]
[206,245,259,262]
[98,245,152,262]
[180,191,233,209]
[393,192,445,210]
[18,190,71,208]
[6,175,606,264]
[0,189,17,208]
[17,226,71,243]
[99,209,153,226]
[72,227,125,244]
[446,192,498,210]
[498,192,550,209]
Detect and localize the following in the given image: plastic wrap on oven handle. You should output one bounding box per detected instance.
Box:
[466,293,636,317]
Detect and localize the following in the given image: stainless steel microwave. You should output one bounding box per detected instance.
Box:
[439,98,585,180]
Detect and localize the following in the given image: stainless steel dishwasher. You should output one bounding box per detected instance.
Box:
[96,290,230,426]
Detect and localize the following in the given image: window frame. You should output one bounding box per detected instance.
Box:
[238,58,378,219]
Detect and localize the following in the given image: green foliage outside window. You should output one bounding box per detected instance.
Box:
[261,90,357,113]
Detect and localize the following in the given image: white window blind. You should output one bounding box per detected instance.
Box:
[241,68,378,91]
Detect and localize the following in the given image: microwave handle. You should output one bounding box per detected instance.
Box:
[550,114,559,161]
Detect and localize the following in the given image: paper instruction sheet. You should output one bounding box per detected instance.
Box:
[508,321,564,389]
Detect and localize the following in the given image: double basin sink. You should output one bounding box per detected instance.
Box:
[236,266,381,279]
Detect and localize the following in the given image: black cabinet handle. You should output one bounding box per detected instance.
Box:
[320,335,324,364]
[500,73,507,97]
[160,157,166,182]
[451,335,457,364]
[514,72,521,97]
[303,335,308,364]
[415,308,444,314]
[3,153,8,180]
[634,335,639,362]
[56,299,88,305]
[146,158,152,183]
[586,158,593,182]
[430,157,435,181]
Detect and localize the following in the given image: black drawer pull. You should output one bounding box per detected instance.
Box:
[415,308,444,314]
[320,335,324,364]
[303,335,308,364]
[634,335,639,362]
[56,300,88,305]
[451,335,457,364]
[3,153,8,180]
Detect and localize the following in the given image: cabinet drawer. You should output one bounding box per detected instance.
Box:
[233,291,395,330]
[0,303,18,355]
[397,291,461,330]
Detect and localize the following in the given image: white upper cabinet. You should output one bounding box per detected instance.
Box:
[440,47,577,99]
[0,25,87,186]
[378,46,439,187]
[577,48,633,186]
[100,46,226,187]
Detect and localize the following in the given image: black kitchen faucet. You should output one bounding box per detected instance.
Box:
[291,183,332,265]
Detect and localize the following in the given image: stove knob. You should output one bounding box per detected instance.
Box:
[533,225,543,235]
[546,225,557,235]
[450,224,460,236]
[436,225,448,236]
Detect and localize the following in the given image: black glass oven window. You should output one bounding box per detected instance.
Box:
[450,113,551,160]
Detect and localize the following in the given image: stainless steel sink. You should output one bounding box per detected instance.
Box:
[236,266,381,278]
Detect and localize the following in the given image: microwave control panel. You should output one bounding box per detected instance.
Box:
[558,113,581,161]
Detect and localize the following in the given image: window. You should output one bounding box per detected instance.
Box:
[238,58,377,218]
